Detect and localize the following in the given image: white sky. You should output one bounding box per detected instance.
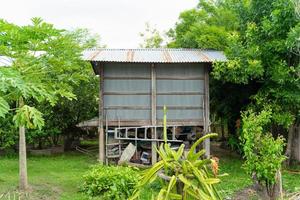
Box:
[0,0,198,48]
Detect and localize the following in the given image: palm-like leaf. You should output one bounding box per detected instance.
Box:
[130,107,223,200]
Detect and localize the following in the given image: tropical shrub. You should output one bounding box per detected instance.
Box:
[0,113,17,150]
[130,107,223,200]
[241,109,286,198]
[81,165,139,200]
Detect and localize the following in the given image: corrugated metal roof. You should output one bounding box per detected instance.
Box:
[83,48,226,63]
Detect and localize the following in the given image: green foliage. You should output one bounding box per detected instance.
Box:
[241,109,286,188]
[13,105,44,130]
[0,113,17,149]
[0,17,94,128]
[27,75,98,148]
[139,22,164,48]
[212,0,300,126]
[227,134,243,154]
[0,97,9,118]
[168,0,238,49]
[170,0,300,139]
[81,165,139,200]
[131,106,222,200]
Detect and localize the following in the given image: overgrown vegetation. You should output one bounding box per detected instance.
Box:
[165,0,300,197]
[169,0,300,158]
[81,165,139,200]
[131,107,223,200]
[241,109,286,199]
[0,18,99,190]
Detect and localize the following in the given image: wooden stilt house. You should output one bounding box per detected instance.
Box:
[82,48,226,164]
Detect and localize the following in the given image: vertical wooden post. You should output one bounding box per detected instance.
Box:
[204,65,210,157]
[98,63,105,163]
[151,63,157,164]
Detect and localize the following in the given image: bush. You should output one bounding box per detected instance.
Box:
[81,165,139,200]
[241,109,286,198]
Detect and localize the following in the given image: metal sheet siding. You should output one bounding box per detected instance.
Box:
[104,80,151,93]
[104,63,150,77]
[106,110,151,120]
[156,80,204,93]
[155,63,205,76]
[104,95,150,107]
[103,63,151,121]
[100,61,207,125]
[156,95,203,107]
[156,63,205,121]
[157,109,204,120]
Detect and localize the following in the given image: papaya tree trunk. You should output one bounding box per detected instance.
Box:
[19,97,28,191]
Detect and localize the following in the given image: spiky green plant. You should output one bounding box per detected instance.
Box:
[130,106,223,200]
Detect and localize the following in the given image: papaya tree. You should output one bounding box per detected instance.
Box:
[0,18,96,191]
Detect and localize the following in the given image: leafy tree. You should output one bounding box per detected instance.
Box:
[241,109,286,199]
[169,1,299,196]
[168,0,255,139]
[170,0,299,156]
[29,76,98,149]
[167,0,238,49]
[0,18,94,191]
[139,22,164,48]
[0,114,17,150]
[212,0,299,163]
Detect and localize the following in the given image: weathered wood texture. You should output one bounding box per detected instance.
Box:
[204,66,210,157]
[151,64,157,164]
[292,125,300,162]
[98,63,105,163]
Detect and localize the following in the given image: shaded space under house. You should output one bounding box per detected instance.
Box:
[79,48,226,165]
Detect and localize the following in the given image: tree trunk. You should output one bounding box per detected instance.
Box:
[19,97,28,191]
[221,118,225,140]
[267,170,283,200]
[274,170,283,200]
[285,125,295,166]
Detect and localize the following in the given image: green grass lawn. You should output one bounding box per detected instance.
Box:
[0,152,299,199]
[0,153,96,200]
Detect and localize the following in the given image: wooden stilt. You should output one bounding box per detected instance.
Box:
[204,65,210,157]
[151,63,157,164]
[98,63,105,163]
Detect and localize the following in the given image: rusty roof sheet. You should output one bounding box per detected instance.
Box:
[83,48,226,63]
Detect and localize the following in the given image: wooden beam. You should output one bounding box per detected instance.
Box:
[104,119,204,127]
[204,65,210,157]
[103,106,203,110]
[103,92,204,96]
[103,76,205,80]
[104,106,151,110]
[156,106,203,110]
[151,63,157,164]
[156,76,205,80]
[104,76,151,80]
[98,63,105,163]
